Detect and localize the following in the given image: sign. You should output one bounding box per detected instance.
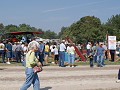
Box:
[108,36,116,50]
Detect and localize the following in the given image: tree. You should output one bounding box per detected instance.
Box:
[105,14,120,40]
[44,30,58,39]
[0,23,4,29]
[58,26,68,39]
[5,24,19,32]
[19,24,37,31]
[61,16,102,43]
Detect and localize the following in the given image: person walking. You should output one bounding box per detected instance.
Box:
[20,42,42,90]
[96,43,105,67]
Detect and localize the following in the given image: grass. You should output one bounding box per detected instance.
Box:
[0,56,120,66]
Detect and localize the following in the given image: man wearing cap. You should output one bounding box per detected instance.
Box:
[95,43,105,67]
[92,43,99,63]
[59,40,66,67]
[39,39,44,65]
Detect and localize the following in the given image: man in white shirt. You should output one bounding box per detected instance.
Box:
[86,42,91,56]
[28,38,40,50]
[59,40,66,67]
[0,41,5,63]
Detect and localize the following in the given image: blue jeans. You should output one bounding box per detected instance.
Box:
[20,68,40,90]
[118,69,120,80]
[35,51,39,59]
[64,52,68,62]
[59,51,65,66]
[93,56,97,63]
[0,50,5,63]
[97,55,104,66]
[12,51,16,58]
[16,51,21,62]
[68,54,75,64]
[90,58,94,67]
[87,49,90,56]
[39,52,44,65]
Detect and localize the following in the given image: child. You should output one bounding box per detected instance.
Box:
[88,52,94,67]
[53,47,59,64]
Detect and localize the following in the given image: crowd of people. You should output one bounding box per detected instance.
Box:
[86,42,120,68]
[0,38,76,67]
[0,38,119,67]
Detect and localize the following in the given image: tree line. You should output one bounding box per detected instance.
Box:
[0,14,120,43]
[0,24,58,39]
[58,14,120,44]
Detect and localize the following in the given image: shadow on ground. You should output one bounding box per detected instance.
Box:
[41,87,52,90]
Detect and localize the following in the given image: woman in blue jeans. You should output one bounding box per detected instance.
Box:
[67,44,75,67]
[20,42,42,90]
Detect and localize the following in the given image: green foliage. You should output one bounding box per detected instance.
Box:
[5,24,19,32]
[59,15,120,43]
[44,30,58,39]
[1,23,58,39]
[61,16,102,43]
[58,26,68,39]
[105,14,120,40]
[0,23,4,29]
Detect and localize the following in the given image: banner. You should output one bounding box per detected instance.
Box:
[108,36,116,50]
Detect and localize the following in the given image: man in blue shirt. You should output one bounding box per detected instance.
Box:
[39,39,45,65]
[96,43,105,67]
[5,41,12,64]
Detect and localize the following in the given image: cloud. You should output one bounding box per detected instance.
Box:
[43,8,65,13]
[42,0,106,13]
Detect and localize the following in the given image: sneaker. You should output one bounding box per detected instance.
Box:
[72,66,75,67]
[51,62,55,64]
[116,80,120,83]
[6,62,11,64]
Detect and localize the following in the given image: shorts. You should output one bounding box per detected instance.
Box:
[54,55,59,61]
[44,51,49,55]
[6,51,12,58]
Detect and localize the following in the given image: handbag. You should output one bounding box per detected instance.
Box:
[33,66,43,73]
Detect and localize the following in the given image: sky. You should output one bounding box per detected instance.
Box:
[0,0,120,33]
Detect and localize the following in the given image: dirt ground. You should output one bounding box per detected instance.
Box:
[0,65,120,90]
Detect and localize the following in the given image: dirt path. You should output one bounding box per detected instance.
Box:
[0,65,120,90]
